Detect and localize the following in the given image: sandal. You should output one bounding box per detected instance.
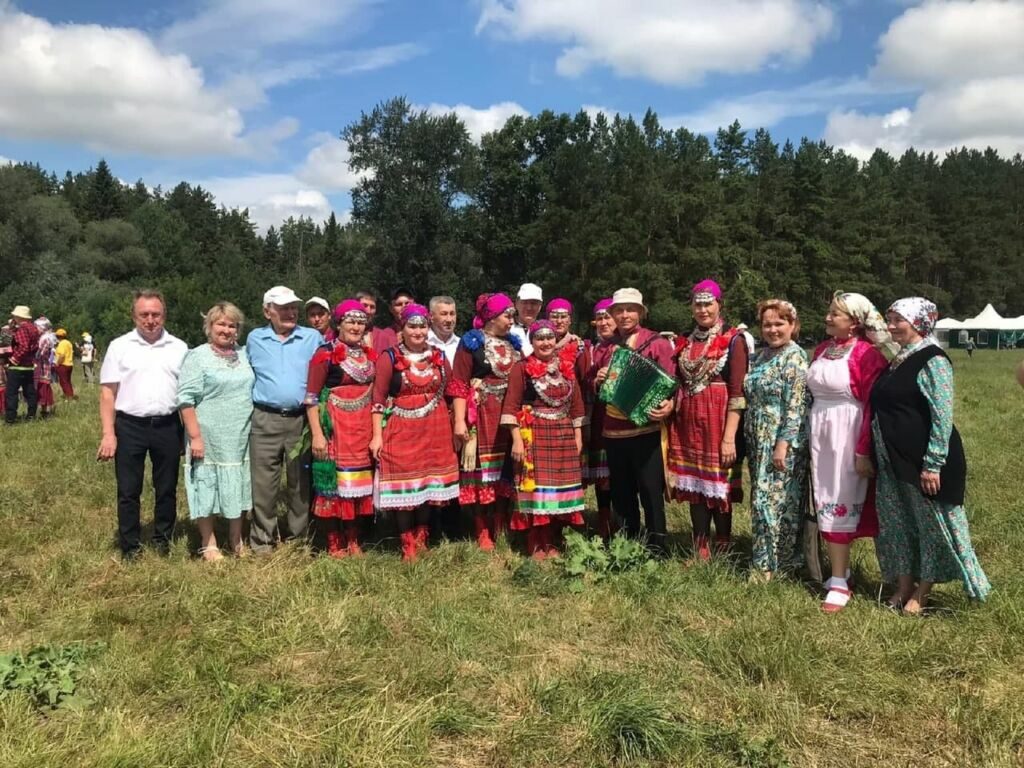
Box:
[821,586,852,613]
[199,546,224,562]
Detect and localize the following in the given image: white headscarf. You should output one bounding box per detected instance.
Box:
[888,297,938,337]
[834,291,898,360]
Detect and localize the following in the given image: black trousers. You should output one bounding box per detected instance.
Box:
[4,368,37,423]
[114,412,182,554]
[605,430,667,552]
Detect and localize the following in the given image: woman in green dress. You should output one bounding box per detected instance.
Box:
[177,302,255,561]
[870,297,991,613]
[743,299,810,580]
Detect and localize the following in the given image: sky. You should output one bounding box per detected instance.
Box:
[1,0,1022,230]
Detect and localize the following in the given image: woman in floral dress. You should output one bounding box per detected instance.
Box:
[502,320,586,558]
[743,300,810,580]
[667,279,749,560]
[305,300,377,558]
[871,297,991,613]
[371,303,460,561]
[449,293,523,550]
[807,291,892,612]
[177,302,254,560]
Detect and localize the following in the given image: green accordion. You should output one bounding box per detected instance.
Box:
[599,346,678,426]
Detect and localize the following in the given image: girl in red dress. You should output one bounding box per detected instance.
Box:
[449,294,523,550]
[502,321,586,558]
[370,304,460,561]
[584,298,617,538]
[305,300,377,557]
[667,279,749,560]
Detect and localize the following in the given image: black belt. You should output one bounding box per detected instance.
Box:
[254,402,305,417]
[116,411,179,427]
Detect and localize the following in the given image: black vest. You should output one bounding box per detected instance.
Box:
[869,345,966,505]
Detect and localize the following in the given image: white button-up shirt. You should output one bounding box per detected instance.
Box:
[100,329,188,417]
[509,323,532,357]
[427,327,460,362]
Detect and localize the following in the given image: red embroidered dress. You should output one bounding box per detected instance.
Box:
[667,324,748,510]
[583,339,614,488]
[373,345,460,509]
[305,341,377,520]
[447,330,522,505]
[501,350,586,528]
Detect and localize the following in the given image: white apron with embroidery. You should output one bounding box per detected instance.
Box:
[806,349,867,534]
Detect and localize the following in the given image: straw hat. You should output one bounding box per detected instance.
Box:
[10,305,31,320]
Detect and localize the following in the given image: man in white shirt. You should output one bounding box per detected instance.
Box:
[509,282,543,357]
[96,290,188,559]
[736,323,756,357]
[426,295,460,362]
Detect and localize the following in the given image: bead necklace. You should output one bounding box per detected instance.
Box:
[822,336,856,360]
[484,334,519,379]
[339,344,374,383]
[530,358,573,411]
[678,323,728,396]
[211,343,240,369]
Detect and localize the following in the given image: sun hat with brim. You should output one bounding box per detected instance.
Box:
[10,305,31,320]
[263,286,301,306]
[610,288,645,309]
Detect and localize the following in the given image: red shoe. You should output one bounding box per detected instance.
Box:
[414,524,430,553]
[474,515,495,552]
[400,531,418,562]
[326,529,347,559]
[527,528,545,560]
[346,530,363,557]
[693,535,711,562]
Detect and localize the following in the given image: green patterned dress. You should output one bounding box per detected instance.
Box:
[176,344,255,520]
[743,342,811,573]
[872,342,991,600]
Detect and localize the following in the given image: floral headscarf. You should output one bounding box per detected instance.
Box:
[888,297,938,337]
[834,291,898,359]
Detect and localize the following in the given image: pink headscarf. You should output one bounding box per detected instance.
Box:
[593,298,613,316]
[529,320,557,338]
[473,293,514,330]
[691,279,722,303]
[332,299,367,324]
[401,303,430,326]
[546,298,573,315]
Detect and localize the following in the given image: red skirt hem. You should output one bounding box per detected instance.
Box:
[510,510,585,530]
[313,495,373,520]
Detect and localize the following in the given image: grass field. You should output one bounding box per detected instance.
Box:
[2,350,1023,767]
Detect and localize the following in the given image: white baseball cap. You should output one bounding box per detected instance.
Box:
[305,296,330,312]
[263,286,301,306]
[517,283,543,302]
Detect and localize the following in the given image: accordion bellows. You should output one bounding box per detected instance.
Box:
[599,346,678,426]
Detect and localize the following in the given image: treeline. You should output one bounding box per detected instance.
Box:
[2,96,1022,346]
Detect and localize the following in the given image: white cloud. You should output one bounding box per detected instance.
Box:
[0,155,13,166]
[420,101,530,141]
[197,173,338,231]
[477,0,833,86]
[160,0,373,61]
[0,7,255,156]
[825,1,1024,160]
[873,0,1024,86]
[297,133,371,192]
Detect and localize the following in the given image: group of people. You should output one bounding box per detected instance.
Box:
[2,305,95,424]
[53,274,990,616]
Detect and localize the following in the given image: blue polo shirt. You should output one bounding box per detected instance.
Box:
[246,325,322,409]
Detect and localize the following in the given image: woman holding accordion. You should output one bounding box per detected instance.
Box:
[596,288,675,554]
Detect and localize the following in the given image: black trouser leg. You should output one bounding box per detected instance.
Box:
[606,438,641,538]
[5,369,35,422]
[712,508,732,541]
[114,416,148,554]
[690,503,712,539]
[149,419,183,549]
[632,430,667,553]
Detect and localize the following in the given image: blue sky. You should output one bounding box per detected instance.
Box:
[1,0,1022,230]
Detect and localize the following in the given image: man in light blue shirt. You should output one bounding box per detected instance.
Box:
[246,285,322,552]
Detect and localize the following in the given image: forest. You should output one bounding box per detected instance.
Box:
[2,96,1022,347]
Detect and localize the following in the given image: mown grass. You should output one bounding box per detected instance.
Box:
[1,350,1022,767]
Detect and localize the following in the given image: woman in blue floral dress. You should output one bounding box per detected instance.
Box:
[743,300,810,580]
[870,297,991,613]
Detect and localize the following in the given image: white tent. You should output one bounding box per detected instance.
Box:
[935,304,1024,348]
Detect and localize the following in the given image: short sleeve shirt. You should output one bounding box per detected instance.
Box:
[100,329,188,416]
